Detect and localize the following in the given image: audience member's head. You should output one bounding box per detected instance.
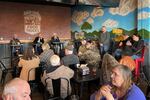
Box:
[50,55,60,66]
[2,78,31,100]
[42,43,50,51]
[65,45,74,55]
[85,40,92,49]
[81,39,87,45]
[132,33,141,41]
[23,45,36,60]
[111,64,132,94]
[123,34,129,40]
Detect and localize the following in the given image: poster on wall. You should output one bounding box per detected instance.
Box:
[24,10,41,35]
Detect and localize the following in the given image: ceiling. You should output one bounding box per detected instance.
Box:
[0,0,120,7]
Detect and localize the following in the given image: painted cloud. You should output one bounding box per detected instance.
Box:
[138,11,150,20]
[72,10,89,25]
[102,19,118,28]
[109,0,136,16]
[87,17,94,24]
[91,7,104,18]
[138,0,150,9]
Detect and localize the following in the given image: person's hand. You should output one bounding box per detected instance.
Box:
[126,41,132,46]
[3,94,14,100]
[119,42,123,46]
[95,90,102,100]
[78,52,82,56]
[100,85,114,100]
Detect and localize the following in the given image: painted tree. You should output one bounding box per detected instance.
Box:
[81,22,92,30]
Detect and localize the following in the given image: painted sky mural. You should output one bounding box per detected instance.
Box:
[138,0,150,31]
[71,0,150,40]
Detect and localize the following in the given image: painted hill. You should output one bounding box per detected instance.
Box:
[138,29,150,39]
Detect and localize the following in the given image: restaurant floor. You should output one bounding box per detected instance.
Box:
[0,73,149,100]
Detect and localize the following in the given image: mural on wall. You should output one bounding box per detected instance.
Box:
[24,10,41,35]
[137,0,150,42]
[71,0,150,41]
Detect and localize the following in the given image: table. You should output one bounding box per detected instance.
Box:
[72,68,100,98]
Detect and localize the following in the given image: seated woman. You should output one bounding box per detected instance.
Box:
[18,45,40,81]
[41,55,74,99]
[131,34,144,59]
[90,64,146,100]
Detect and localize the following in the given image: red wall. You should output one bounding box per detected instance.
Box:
[0,2,71,41]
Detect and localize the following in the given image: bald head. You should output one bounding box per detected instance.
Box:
[2,78,31,100]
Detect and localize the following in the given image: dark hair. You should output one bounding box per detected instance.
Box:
[133,33,142,39]
[86,39,92,43]
[22,45,37,60]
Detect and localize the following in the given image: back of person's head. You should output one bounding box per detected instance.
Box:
[42,43,50,51]
[50,55,60,66]
[86,40,92,49]
[23,45,36,60]
[113,65,132,93]
[2,78,31,100]
[65,45,73,55]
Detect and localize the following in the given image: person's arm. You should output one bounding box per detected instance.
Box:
[100,85,114,100]
[131,40,144,53]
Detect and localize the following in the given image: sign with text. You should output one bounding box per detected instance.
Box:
[24,10,41,35]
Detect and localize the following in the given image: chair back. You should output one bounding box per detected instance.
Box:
[0,60,7,71]
[45,77,69,99]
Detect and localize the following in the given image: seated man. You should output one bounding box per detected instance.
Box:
[39,43,54,66]
[33,33,44,55]
[61,45,79,66]
[78,39,87,56]
[10,34,23,57]
[41,55,74,99]
[50,33,60,54]
[2,78,31,100]
[79,40,101,69]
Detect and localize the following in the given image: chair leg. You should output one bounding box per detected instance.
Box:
[146,85,150,98]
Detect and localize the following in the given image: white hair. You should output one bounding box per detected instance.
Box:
[2,86,17,99]
[50,55,60,66]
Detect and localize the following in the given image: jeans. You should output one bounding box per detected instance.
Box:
[100,45,109,55]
